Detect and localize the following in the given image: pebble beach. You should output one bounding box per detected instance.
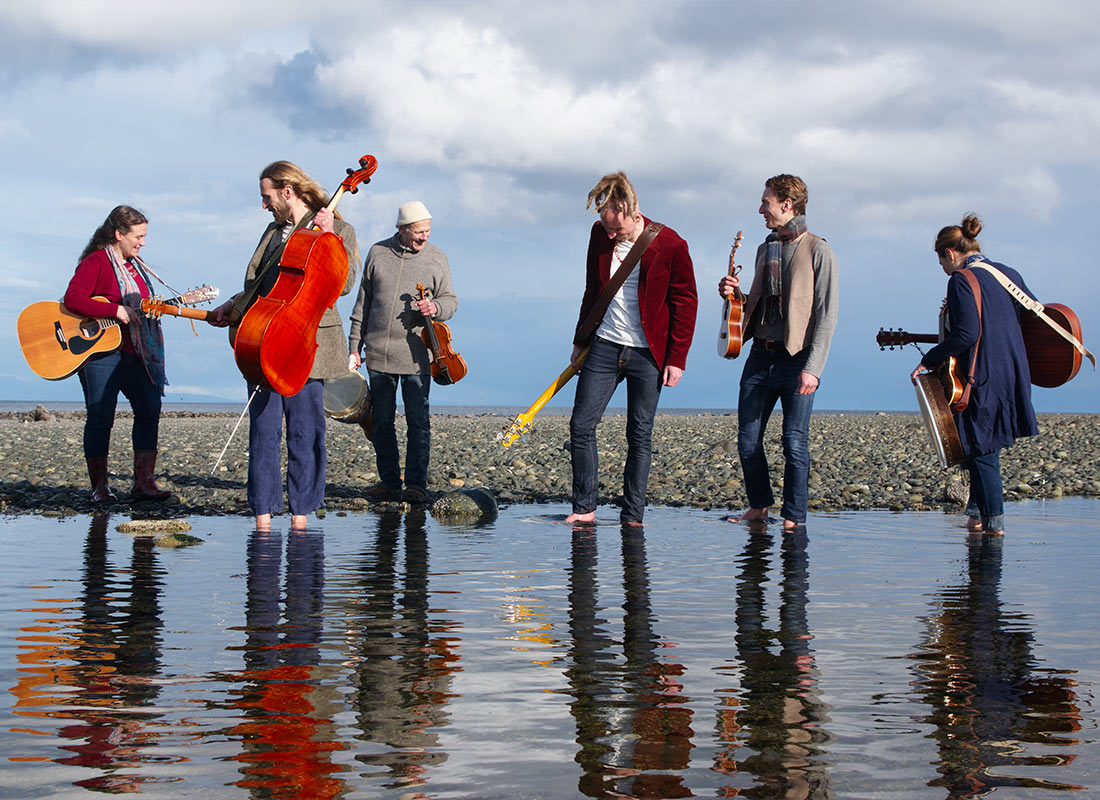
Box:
[3,408,1097,517]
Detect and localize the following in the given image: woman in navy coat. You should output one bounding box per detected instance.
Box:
[911,214,1038,533]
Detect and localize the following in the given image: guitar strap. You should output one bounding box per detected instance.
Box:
[971,263,1096,369]
[953,269,982,413]
[576,222,664,344]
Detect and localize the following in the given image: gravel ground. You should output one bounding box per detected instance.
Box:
[2,408,1097,518]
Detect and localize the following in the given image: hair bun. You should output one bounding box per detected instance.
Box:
[960,213,983,240]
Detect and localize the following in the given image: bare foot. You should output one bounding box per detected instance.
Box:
[621,519,644,528]
[965,517,983,532]
[254,513,271,532]
[290,514,308,531]
[782,518,803,532]
[564,511,596,525]
[725,507,768,523]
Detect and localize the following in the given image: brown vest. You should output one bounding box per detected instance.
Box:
[742,232,823,355]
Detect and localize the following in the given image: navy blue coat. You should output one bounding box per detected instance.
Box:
[922,259,1038,456]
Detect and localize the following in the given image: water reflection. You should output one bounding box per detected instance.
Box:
[713,526,832,798]
[226,527,345,798]
[564,527,695,798]
[911,535,1083,796]
[8,513,176,792]
[348,509,461,793]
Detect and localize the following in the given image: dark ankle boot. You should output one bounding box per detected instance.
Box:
[86,457,115,502]
[131,450,172,501]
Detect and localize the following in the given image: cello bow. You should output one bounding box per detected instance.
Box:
[717,230,745,358]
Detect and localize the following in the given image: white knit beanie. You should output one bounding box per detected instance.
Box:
[396,201,431,227]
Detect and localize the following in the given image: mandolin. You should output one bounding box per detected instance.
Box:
[18,285,218,381]
[717,230,745,358]
[233,155,377,396]
[416,283,466,385]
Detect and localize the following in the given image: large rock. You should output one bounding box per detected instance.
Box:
[430,487,498,524]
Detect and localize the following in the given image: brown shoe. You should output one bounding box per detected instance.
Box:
[131,450,173,501]
[364,482,401,501]
[403,486,430,504]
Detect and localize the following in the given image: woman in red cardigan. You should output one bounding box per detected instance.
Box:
[64,206,171,502]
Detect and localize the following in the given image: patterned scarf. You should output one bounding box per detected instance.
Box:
[106,244,167,393]
[762,215,807,324]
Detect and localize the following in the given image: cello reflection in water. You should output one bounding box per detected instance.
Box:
[350,509,461,792]
[910,535,1083,797]
[712,527,831,798]
[8,514,173,792]
[227,528,345,798]
[563,527,694,798]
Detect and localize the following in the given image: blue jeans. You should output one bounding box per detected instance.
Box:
[78,350,162,458]
[368,370,431,490]
[965,449,1004,531]
[737,344,816,523]
[247,379,326,516]
[569,337,661,523]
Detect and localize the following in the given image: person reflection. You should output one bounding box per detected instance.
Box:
[565,526,694,798]
[911,535,1083,796]
[230,528,345,798]
[352,509,459,793]
[8,514,168,792]
[712,526,831,797]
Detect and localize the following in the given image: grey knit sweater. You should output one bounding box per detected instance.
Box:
[348,234,457,375]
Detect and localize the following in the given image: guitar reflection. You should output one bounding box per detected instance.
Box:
[712,527,832,798]
[350,509,461,793]
[228,529,345,798]
[910,535,1083,796]
[8,514,171,792]
[564,527,694,798]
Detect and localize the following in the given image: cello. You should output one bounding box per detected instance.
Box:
[233,155,377,397]
[416,283,467,385]
[716,230,745,358]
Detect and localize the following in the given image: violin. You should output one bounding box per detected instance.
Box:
[234,155,377,396]
[717,230,745,359]
[416,283,466,385]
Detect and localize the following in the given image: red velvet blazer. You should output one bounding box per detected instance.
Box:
[573,217,698,371]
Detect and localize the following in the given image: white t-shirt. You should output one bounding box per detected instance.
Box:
[595,238,648,347]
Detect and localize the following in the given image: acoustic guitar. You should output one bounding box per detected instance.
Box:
[18,285,218,380]
[876,328,965,407]
[716,230,745,358]
[1020,303,1084,387]
[416,283,466,385]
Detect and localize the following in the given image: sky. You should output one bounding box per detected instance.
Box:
[2,0,1098,413]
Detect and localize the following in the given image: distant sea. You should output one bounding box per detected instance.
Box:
[2,400,904,416]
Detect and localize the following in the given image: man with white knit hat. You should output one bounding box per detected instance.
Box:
[348,201,457,503]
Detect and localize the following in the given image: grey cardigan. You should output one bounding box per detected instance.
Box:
[238,216,359,380]
[348,234,457,375]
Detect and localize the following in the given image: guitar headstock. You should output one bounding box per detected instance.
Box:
[140,298,170,319]
[177,285,219,305]
[341,155,378,194]
[876,328,918,349]
[498,413,533,448]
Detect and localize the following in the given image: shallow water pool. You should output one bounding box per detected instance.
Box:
[1,500,1096,798]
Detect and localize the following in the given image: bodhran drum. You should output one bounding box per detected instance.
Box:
[914,373,964,469]
[323,370,371,424]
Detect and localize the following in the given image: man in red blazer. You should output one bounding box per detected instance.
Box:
[565,172,698,526]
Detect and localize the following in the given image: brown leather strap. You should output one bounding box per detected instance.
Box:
[953,268,983,412]
[576,222,664,344]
